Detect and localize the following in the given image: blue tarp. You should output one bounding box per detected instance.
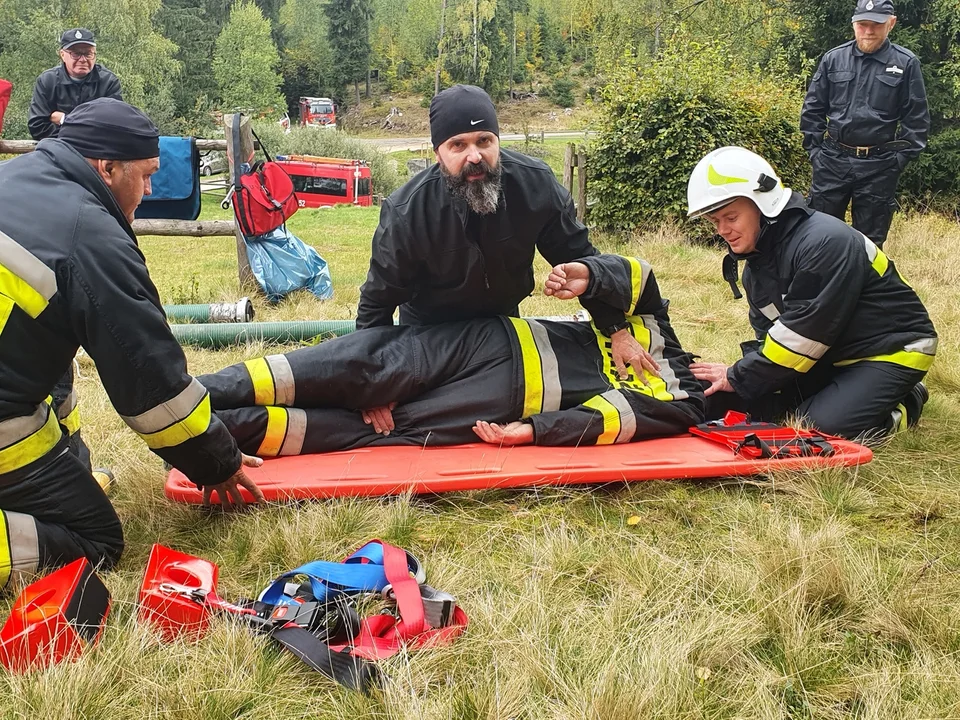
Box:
[245,226,334,303]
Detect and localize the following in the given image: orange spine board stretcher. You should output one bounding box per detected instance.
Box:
[165,435,873,503]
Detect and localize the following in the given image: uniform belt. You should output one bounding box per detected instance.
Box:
[823,132,912,158]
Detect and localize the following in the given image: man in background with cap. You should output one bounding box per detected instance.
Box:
[28,28,122,141]
[0,98,263,593]
[355,84,659,435]
[800,0,928,248]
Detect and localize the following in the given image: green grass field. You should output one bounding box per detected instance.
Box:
[2,198,959,719]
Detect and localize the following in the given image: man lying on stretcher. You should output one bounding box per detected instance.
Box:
[198,255,706,456]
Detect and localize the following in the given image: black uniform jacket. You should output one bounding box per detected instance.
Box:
[28,63,123,140]
[800,39,929,163]
[727,192,937,402]
[357,148,624,330]
[0,140,240,486]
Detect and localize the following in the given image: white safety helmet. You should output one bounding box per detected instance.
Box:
[686,146,791,219]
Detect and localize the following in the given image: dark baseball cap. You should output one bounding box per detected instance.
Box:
[60,28,96,50]
[852,0,895,23]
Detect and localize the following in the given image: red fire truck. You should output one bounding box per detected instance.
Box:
[298,97,337,129]
[275,155,374,208]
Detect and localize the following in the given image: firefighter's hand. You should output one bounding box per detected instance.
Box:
[610,330,660,382]
[544,262,590,300]
[690,362,734,396]
[472,420,534,446]
[203,454,266,509]
[50,111,65,125]
[362,403,397,435]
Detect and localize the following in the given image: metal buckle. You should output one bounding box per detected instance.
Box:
[855,146,871,157]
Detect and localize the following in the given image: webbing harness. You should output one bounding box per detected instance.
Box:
[157,540,467,692]
[690,411,836,459]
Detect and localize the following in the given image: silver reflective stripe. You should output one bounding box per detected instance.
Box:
[0,403,50,450]
[266,354,296,406]
[767,321,829,359]
[0,230,58,301]
[279,408,306,456]
[3,511,40,586]
[56,389,78,420]
[759,303,780,321]
[905,337,938,356]
[861,233,879,261]
[527,320,562,412]
[121,378,207,434]
[600,390,636,444]
[641,315,688,401]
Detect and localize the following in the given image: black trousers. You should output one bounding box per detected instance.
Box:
[706,361,925,440]
[808,146,902,248]
[201,319,521,454]
[0,438,124,591]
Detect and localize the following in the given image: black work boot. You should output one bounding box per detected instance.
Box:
[903,382,929,428]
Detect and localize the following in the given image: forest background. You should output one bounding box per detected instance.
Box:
[0,0,958,223]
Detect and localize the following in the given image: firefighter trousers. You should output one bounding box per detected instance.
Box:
[0,436,124,593]
[808,146,902,248]
[200,319,521,454]
[706,360,926,440]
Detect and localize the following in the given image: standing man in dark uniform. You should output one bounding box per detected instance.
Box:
[800,0,929,248]
[28,28,123,141]
[356,84,660,435]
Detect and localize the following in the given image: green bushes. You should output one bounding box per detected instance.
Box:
[589,38,808,235]
[899,128,960,216]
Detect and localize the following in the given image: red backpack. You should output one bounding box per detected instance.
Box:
[0,79,12,136]
[232,128,298,237]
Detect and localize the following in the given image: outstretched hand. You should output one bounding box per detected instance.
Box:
[472,420,534,446]
[544,262,590,300]
[203,453,266,509]
[690,362,734,396]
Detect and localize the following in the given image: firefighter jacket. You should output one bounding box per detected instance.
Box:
[356,148,625,332]
[800,39,929,164]
[0,139,241,486]
[505,254,704,445]
[727,191,937,403]
[28,64,123,141]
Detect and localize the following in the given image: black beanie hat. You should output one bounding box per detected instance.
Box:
[429,85,499,149]
[59,98,160,160]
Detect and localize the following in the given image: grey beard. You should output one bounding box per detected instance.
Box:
[440,160,502,215]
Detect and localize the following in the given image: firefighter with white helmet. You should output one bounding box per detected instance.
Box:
[686,146,936,439]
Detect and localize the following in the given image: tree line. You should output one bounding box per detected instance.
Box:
[0,0,957,208]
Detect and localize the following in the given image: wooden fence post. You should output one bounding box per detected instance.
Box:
[224,114,255,290]
[563,143,574,195]
[576,146,587,224]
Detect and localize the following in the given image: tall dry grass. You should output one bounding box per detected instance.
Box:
[1,202,958,719]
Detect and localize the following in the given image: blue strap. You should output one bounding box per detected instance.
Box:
[260,541,395,605]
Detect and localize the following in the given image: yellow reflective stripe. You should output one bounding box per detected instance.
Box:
[258,406,288,457]
[583,395,620,445]
[59,405,81,435]
[0,405,62,474]
[137,394,212,450]
[707,165,747,186]
[244,358,276,406]
[508,318,544,418]
[895,403,908,432]
[871,248,889,277]
[0,263,48,319]
[834,350,935,372]
[762,335,816,372]
[0,294,12,334]
[627,257,643,311]
[0,511,10,589]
